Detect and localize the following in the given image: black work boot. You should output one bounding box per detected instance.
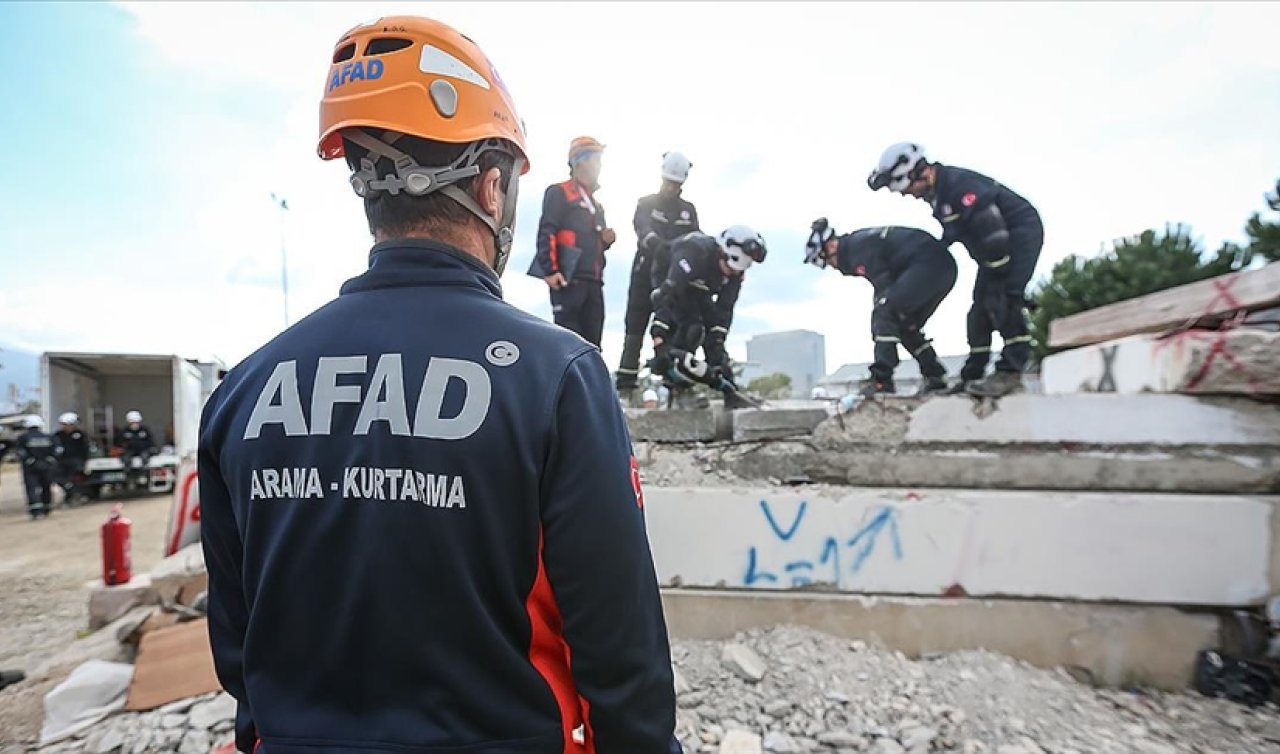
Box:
[966,370,1025,398]
[856,378,895,397]
[946,379,976,395]
[916,377,949,396]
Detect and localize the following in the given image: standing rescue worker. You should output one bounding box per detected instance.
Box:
[615,152,699,398]
[53,412,90,497]
[15,416,56,519]
[650,226,766,409]
[868,143,1043,397]
[199,16,678,754]
[804,219,957,396]
[529,137,616,347]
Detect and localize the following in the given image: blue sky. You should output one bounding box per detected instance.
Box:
[1,1,1278,389]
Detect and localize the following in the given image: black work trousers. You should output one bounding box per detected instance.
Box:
[961,221,1045,380]
[617,253,654,387]
[869,260,958,383]
[551,280,605,348]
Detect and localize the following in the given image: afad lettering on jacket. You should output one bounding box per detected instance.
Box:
[243,354,493,441]
[327,59,385,93]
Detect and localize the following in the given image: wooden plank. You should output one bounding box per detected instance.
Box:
[1048,262,1280,349]
[125,618,221,711]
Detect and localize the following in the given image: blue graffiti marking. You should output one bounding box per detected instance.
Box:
[759,499,807,541]
[784,561,814,587]
[818,536,841,584]
[743,547,777,585]
[846,507,903,573]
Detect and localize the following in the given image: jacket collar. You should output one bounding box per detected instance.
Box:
[340,239,503,299]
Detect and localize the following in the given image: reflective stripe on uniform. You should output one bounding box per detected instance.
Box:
[913,341,935,356]
[652,320,670,331]
[1004,335,1033,345]
[873,336,901,343]
[969,346,992,354]
[985,255,1011,269]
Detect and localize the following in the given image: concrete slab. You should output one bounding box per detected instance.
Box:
[1042,329,1280,395]
[87,574,156,630]
[625,408,719,443]
[661,589,1220,690]
[644,487,1274,605]
[731,407,830,442]
[688,442,1280,494]
[903,394,1280,447]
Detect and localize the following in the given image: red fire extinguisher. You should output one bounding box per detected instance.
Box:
[102,503,133,586]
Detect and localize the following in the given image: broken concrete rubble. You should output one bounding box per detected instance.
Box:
[730,407,830,442]
[87,575,155,631]
[626,407,719,442]
[150,543,207,607]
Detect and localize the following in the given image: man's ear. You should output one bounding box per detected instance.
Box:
[476,166,504,219]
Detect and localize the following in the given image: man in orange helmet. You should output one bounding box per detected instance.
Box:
[199,16,678,754]
[528,137,617,347]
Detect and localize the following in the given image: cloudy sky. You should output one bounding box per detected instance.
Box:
[0,1,1277,381]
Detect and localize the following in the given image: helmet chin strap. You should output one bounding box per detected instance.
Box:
[346,128,524,276]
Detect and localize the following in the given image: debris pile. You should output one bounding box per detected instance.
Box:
[672,626,1280,754]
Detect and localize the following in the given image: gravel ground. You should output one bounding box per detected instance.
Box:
[0,467,173,747]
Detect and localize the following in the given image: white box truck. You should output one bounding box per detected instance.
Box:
[41,352,220,500]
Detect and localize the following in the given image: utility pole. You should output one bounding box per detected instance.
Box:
[270,192,291,329]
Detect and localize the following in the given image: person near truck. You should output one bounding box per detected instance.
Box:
[15,416,56,519]
[529,136,616,348]
[199,15,678,754]
[117,410,156,458]
[868,142,1044,397]
[649,226,767,409]
[53,412,90,496]
[615,152,699,399]
[804,219,958,396]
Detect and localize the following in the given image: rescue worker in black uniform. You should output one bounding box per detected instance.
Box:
[53,411,90,499]
[804,218,957,396]
[117,410,157,459]
[15,417,56,518]
[528,136,616,348]
[869,143,1044,397]
[615,152,699,397]
[200,17,678,754]
[650,226,767,409]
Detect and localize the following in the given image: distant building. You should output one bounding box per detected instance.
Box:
[820,355,1042,395]
[741,330,826,399]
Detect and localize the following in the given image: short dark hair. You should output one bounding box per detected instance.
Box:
[342,130,516,239]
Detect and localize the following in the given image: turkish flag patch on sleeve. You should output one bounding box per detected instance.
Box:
[961,192,978,207]
[630,456,645,509]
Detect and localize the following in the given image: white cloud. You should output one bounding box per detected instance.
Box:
[10,1,1274,378]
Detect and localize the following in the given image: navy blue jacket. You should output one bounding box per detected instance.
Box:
[930,164,1041,269]
[200,239,677,754]
[835,226,955,295]
[530,181,613,282]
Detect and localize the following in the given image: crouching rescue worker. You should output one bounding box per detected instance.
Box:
[804,219,957,396]
[199,16,679,754]
[117,410,157,458]
[616,152,699,399]
[528,136,616,347]
[15,416,56,519]
[649,226,766,409]
[868,143,1043,397]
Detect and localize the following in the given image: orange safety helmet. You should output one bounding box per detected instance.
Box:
[568,136,605,166]
[318,16,529,170]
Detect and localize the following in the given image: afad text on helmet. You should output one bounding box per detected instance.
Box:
[327,59,385,93]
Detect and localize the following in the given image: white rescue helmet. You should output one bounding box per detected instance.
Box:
[641,388,659,407]
[661,151,692,184]
[718,225,767,273]
[58,412,79,426]
[125,410,143,424]
[24,415,44,429]
[867,142,927,193]
[804,217,837,269]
